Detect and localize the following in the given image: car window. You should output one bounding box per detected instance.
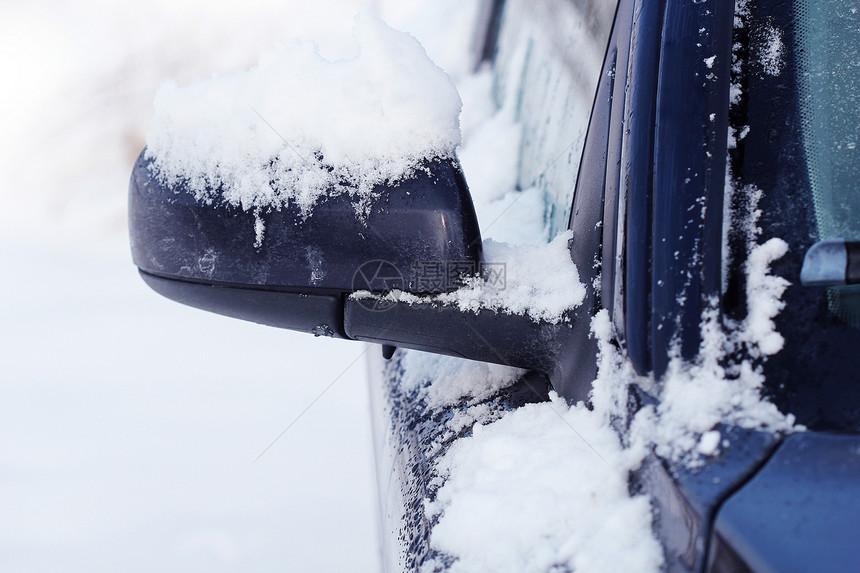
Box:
[795,0,860,326]
[733,0,860,430]
[490,0,617,237]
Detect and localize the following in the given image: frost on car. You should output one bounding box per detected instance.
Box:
[128,0,860,572]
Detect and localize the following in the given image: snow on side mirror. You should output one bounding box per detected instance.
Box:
[128,9,482,337]
[128,8,588,388]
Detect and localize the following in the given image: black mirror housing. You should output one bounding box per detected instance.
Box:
[129,149,482,336]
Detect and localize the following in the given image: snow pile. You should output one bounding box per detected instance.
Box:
[437,232,584,322]
[375,0,484,83]
[145,8,462,216]
[589,160,797,465]
[373,231,584,324]
[739,238,790,355]
[580,229,797,469]
[627,294,796,465]
[400,352,526,409]
[422,394,664,573]
[389,348,664,572]
[599,213,797,464]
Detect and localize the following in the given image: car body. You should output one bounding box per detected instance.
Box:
[369,0,860,571]
[129,0,860,571]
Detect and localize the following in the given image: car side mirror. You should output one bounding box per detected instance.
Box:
[127,9,593,396]
[130,142,584,388]
[129,150,483,338]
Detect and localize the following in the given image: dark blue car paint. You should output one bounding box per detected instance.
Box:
[709,433,860,573]
[619,0,661,376]
[129,154,482,336]
[634,426,782,573]
[130,154,482,294]
[650,0,733,375]
[346,295,568,373]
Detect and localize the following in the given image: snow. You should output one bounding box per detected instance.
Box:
[618,171,796,466]
[627,300,796,466]
[0,237,378,573]
[423,394,664,573]
[146,8,462,218]
[571,225,797,471]
[392,348,663,573]
[759,24,785,76]
[374,0,483,83]
[435,232,584,323]
[698,430,723,456]
[741,238,790,356]
[357,230,585,324]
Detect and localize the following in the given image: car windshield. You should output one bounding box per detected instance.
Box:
[734,0,860,432]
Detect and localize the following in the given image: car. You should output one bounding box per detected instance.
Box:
[128,0,860,571]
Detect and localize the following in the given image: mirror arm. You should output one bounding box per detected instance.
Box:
[344,297,570,375]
